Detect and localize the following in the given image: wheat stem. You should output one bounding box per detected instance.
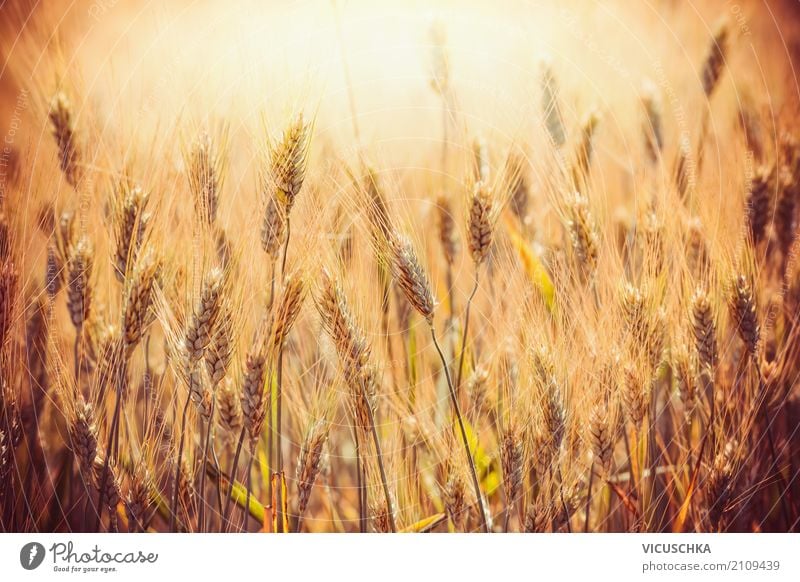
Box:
[455,270,480,394]
[73,331,80,382]
[268,257,277,310]
[430,323,488,532]
[197,396,215,532]
[357,377,397,532]
[557,466,572,533]
[209,440,224,519]
[169,395,192,532]
[95,386,121,532]
[280,218,291,282]
[275,344,286,532]
[243,448,255,531]
[354,427,366,532]
[584,466,594,532]
[222,426,246,532]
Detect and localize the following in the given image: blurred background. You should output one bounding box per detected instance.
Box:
[2,0,799,158]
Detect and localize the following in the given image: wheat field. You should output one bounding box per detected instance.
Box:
[0,0,799,533]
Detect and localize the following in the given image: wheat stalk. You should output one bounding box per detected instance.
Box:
[272,270,308,532]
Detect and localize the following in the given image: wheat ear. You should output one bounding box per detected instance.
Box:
[295,419,329,531]
[316,269,396,532]
[48,92,82,188]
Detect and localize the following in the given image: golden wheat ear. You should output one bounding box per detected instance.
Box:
[443,469,469,531]
[467,180,494,266]
[500,424,523,528]
[125,462,155,533]
[216,377,242,435]
[691,287,718,372]
[204,300,235,390]
[505,151,530,225]
[261,193,287,258]
[271,269,308,351]
[66,236,93,330]
[540,59,566,149]
[728,274,760,357]
[672,342,697,424]
[436,194,460,267]
[68,396,99,476]
[184,267,225,364]
[113,179,150,283]
[240,347,268,449]
[48,91,82,188]
[641,79,663,164]
[701,20,730,98]
[295,419,329,524]
[388,234,435,323]
[565,192,599,281]
[122,250,161,352]
[187,130,228,229]
[588,403,613,478]
[270,113,313,213]
[570,109,600,187]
